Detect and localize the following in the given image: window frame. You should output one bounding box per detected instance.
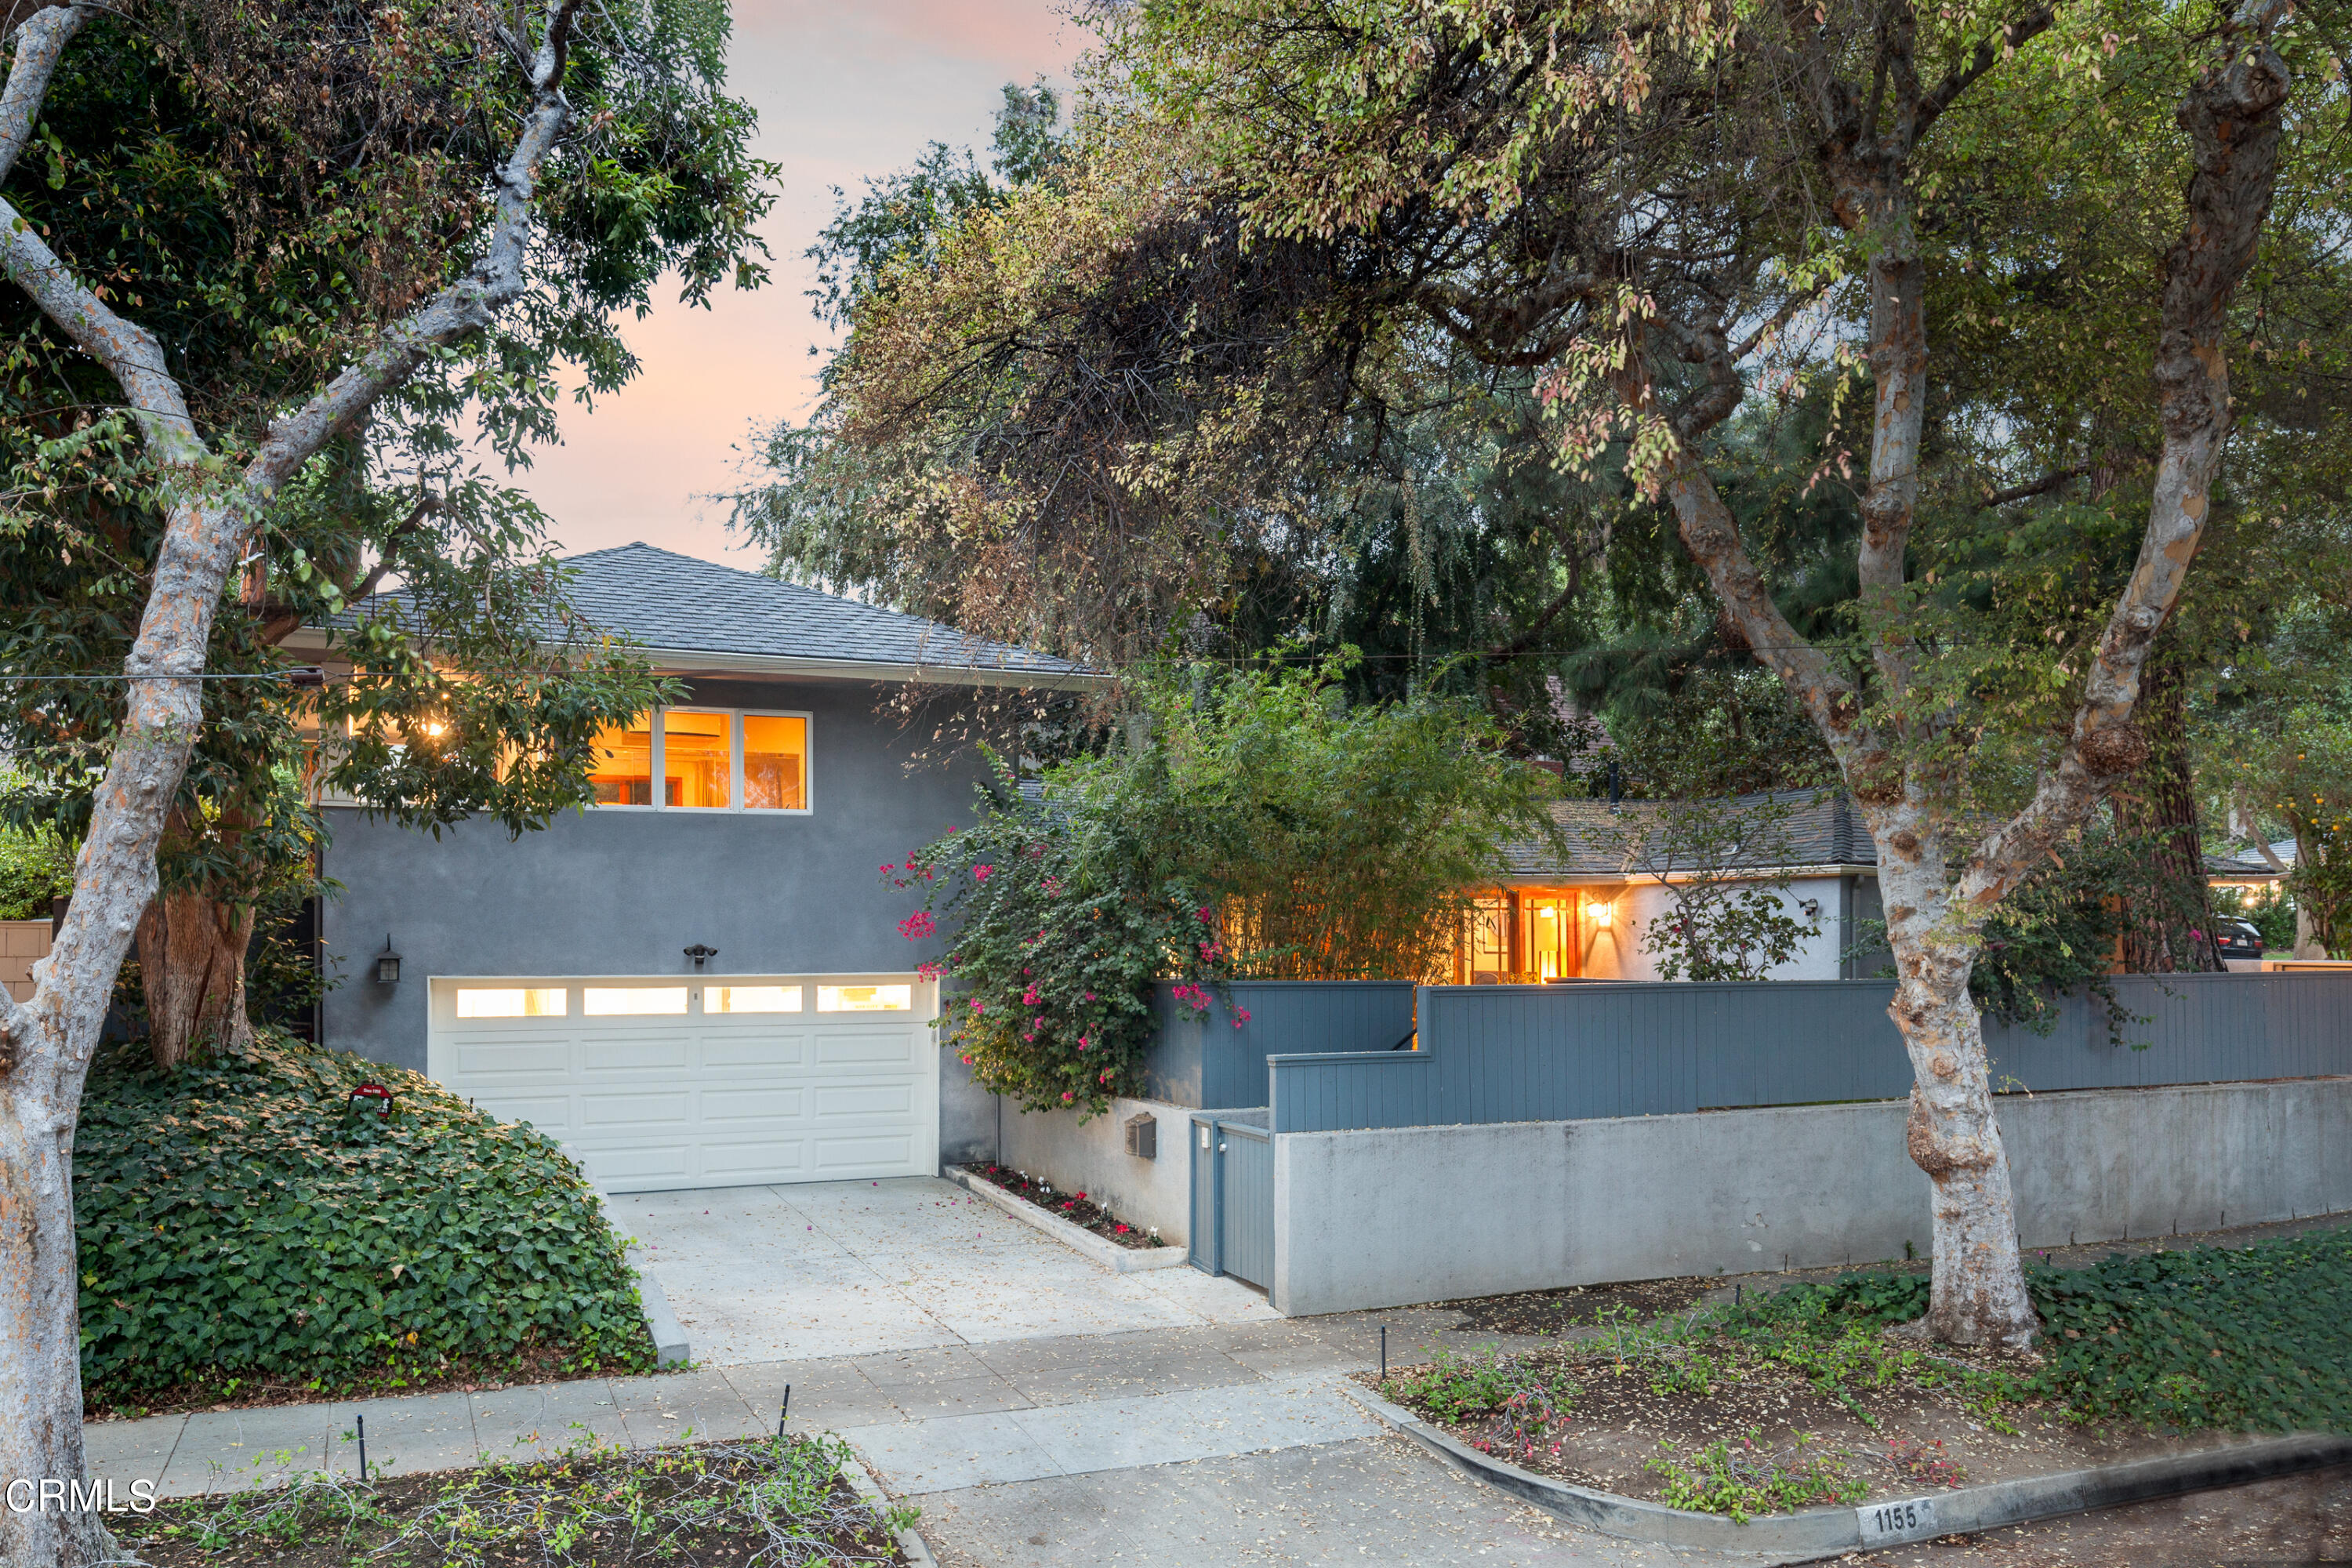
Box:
[589,704,814,817]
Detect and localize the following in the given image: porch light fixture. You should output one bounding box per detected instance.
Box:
[684,943,718,969]
[375,936,401,985]
[1585,901,1613,928]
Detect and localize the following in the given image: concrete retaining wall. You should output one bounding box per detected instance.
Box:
[998,1095,1197,1246]
[1270,1076,2352,1316]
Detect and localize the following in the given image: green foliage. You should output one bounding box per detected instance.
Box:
[1746,1225,2352,1435]
[1380,1346,1527,1424]
[2031,1229,2352,1434]
[130,1432,909,1567]
[1645,1431,1866,1523]
[0,822,73,921]
[74,1031,654,1400]
[892,752,1234,1120]
[895,654,1558,1115]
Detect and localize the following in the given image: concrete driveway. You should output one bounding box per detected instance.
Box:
[610,1176,1279,1365]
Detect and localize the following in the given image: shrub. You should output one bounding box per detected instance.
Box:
[0,822,72,920]
[74,1030,654,1400]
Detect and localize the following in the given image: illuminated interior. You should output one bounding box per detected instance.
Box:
[710,985,803,1013]
[1523,897,1579,978]
[588,717,654,805]
[663,710,731,808]
[583,986,689,1015]
[818,984,912,1012]
[743,714,808,810]
[1465,898,1510,980]
[456,987,568,1018]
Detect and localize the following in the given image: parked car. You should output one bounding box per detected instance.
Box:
[2213,918,2264,961]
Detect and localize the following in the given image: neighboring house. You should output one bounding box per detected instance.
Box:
[2207,839,2296,896]
[285,543,1096,1194]
[1460,789,1885,982]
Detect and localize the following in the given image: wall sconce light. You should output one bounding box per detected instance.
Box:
[1585,901,1613,928]
[375,936,401,985]
[1800,898,1822,920]
[684,943,718,970]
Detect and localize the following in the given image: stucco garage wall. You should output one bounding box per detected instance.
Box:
[997,1096,1196,1245]
[1270,1076,2352,1316]
[319,676,986,1078]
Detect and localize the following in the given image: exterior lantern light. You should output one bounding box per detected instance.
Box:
[1585,901,1613,928]
[684,943,718,969]
[375,936,401,985]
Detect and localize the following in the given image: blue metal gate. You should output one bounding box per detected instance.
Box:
[1188,1114,1274,1290]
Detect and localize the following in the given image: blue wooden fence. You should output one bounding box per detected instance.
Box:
[1145,980,1416,1108]
[1266,973,2352,1134]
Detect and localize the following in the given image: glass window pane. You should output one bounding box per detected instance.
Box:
[710,984,802,1014]
[457,987,568,1018]
[662,710,730,808]
[588,715,654,806]
[742,715,808,811]
[583,986,689,1016]
[818,983,911,1012]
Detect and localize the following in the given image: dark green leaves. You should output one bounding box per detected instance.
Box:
[74,1032,655,1400]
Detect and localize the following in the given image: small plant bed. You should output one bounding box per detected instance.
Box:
[971,1162,1167,1249]
[75,1030,662,1420]
[116,1433,913,1567]
[1428,1275,1722,1336]
[1370,1225,2352,1523]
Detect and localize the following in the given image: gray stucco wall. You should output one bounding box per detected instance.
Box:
[318,675,987,1085]
[1269,1076,2352,1316]
[996,1096,1196,1245]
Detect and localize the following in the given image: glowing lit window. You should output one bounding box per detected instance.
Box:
[709,985,803,1014]
[742,714,808,811]
[589,716,655,805]
[662,710,730,808]
[457,987,568,1018]
[818,984,911,1012]
[583,986,689,1016]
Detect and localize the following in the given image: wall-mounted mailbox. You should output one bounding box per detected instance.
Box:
[1124,1112,1157,1160]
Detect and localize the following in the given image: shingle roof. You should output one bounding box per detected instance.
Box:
[338,543,1089,681]
[1503,788,1873,880]
[2206,840,2295,877]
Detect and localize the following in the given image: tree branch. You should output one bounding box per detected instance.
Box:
[1969,461,2092,510]
[1916,5,2060,146]
[1958,0,2291,906]
[0,1,78,185]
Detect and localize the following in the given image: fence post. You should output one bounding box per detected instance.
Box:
[1209,1116,1227,1278]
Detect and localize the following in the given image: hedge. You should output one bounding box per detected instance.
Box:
[74,1030,655,1399]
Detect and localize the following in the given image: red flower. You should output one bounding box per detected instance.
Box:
[1116,1224,1129,1233]
[898,910,936,941]
[972,864,994,884]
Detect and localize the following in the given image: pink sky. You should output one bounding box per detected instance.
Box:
[517,0,1085,565]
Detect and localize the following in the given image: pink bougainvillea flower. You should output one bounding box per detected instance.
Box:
[1199,907,1212,922]
[1062,1091,1074,1102]
[1084,991,1095,1001]
[971,864,993,883]
[898,910,936,941]
[1077,1036,1090,1050]
[916,960,944,981]
[880,863,895,874]
[1022,985,1041,1006]
[969,998,985,1014]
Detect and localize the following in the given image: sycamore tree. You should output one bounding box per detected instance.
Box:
[1080,0,2329,1347]
[0,0,768,1559]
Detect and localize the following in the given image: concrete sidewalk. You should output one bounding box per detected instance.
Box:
[83,1311,1497,1501]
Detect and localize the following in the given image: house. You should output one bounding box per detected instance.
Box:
[1457,789,1885,982]
[287,543,1097,1195]
[2207,840,2296,897]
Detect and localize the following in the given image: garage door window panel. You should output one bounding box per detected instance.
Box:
[583,986,689,1015]
[457,987,568,1018]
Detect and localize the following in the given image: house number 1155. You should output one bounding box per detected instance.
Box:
[1857,1497,1937,1544]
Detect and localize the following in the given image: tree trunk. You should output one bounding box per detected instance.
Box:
[1872,800,2039,1345]
[0,1097,118,1566]
[136,887,256,1069]
[2114,648,2223,973]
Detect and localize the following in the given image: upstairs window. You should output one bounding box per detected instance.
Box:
[586,707,811,814]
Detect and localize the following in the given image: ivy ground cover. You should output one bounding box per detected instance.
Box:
[76,1030,657,1415]
[1374,1224,2351,1522]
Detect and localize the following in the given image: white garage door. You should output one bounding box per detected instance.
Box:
[426,975,939,1193]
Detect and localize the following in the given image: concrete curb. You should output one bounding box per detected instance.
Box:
[561,1142,691,1367]
[1341,1381,2352,1557]
[837,1453,941,1567]
[942,1163,1189,1273]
